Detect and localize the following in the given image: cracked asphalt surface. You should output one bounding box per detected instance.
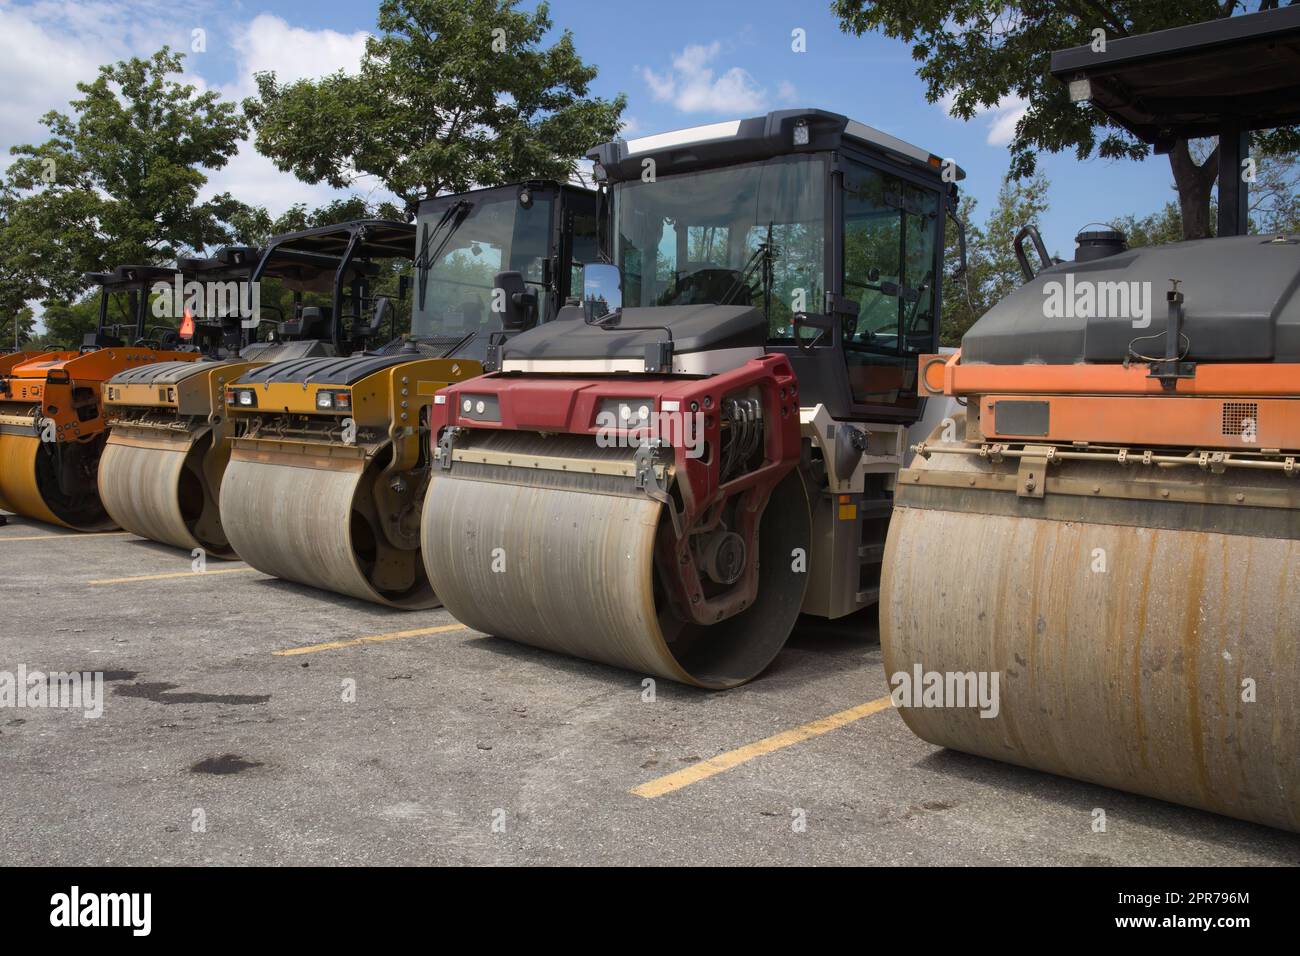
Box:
[2,513,1297,866]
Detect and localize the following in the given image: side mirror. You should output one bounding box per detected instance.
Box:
[582,262,622,323]
[398,274,410,302]
[493,270,537,332]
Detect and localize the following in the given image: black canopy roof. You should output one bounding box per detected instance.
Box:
[82,264,181,292]
[249,219,415,291]
[1050,5,1300,148]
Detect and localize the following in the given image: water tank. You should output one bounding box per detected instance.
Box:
[1074,227,1127,262]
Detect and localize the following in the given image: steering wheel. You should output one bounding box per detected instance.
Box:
[658,268,751,306]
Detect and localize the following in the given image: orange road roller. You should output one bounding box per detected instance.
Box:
[0,266,200,530]
[884,11,1300,832]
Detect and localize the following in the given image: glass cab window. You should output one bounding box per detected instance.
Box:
[614,155,825,335]
[412,191,554,341]
[566,193,602,299]
[842,161,940,409]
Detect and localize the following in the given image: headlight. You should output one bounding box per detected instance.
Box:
[226,388,256,408]
[597,397,655,427]
[457,393,499,422]
[315,389,352,412]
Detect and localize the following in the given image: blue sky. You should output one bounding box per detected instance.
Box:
[1,0,1185,258]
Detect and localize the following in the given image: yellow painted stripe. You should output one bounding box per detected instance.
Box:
[88,567,258,585]
[2,532,133,543]
[273,622,468,656]
[630,695,896,799]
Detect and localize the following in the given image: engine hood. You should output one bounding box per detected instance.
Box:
[962,234,1300,365]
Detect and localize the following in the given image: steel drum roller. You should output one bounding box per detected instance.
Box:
[421,431,810,688]
[0,433,115,530]
[98,429,229,555]
[220,453,436,608]
[881,430,1300,831]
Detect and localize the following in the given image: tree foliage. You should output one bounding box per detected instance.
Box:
[227,196,407,247]
[833,1,1300,240]
[245,0,626,208]
[0,49,251,304]
[942,172,1050,345]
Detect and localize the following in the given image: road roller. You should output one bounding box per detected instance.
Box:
[96,226,384,558]
[0,266,203,530]
[886,9,1300,831]
[219,185,599,606]
[420,111,960,686]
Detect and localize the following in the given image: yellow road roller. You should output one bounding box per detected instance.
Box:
[98,228,380,557]
[420,112,960,685]
[0,266,200,530]
[886,11,1300,831]
[220,185,600,606]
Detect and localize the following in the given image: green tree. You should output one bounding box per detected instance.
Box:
[1113,202,1185,249]
[1105,153,1296,249]
[1,305,36,351]
[941,173,1050,345]
[35,296,102,349]
[1251,153,1300,234]
[1,48,251,304]
[833,1,1300,241]
[245,0,626,207]
[227,196,407,247]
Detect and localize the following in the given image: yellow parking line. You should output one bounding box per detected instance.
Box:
[273,623,468,656]
[630,695,896,799]
[2,532,133,543]
[88,567,258,585]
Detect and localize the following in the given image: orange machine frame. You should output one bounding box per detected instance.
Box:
[919,352,1300,453]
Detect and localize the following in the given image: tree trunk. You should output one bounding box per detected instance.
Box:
[1168,139,1218,240]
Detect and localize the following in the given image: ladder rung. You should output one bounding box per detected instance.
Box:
[856,587,881,606]
[858,543,885,562]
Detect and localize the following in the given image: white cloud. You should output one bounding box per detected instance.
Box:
[641,41,767,114]
[223,13,368,96]
[985,100,1027,145]
[939,88,1028,146]
[776,81,798,105]
[0,3,379,219]
[0,1,194,167]
[200,14,373,213]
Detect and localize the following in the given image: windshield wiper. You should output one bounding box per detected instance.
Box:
[439,329,477,358]
[721,222,776,306]
[416,200,472,310]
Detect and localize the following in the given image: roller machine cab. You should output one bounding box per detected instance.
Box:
[96,232,374,557]
[886,6,1300,831]
[218,189,596,606]
[0,266,201,530]
[421,110,957,686]
[376,180,600,366]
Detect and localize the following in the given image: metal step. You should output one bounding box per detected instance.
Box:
[857,498,893,519]
[858,543,885,563]
[856,586,881,606]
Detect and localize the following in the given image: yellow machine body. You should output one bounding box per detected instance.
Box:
[218,355,481,606]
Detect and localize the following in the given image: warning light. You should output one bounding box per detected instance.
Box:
[180,308,195,340]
